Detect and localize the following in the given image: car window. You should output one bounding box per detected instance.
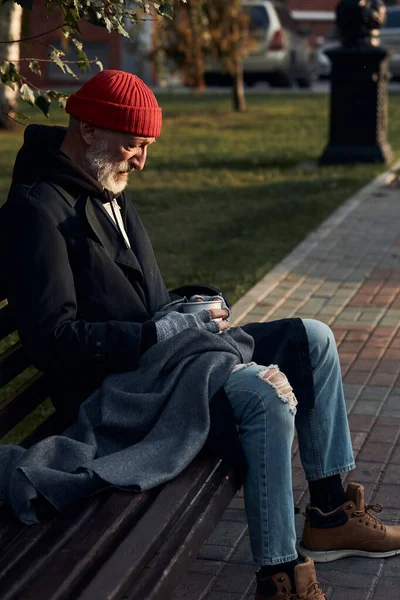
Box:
[385,9,400,29]
[243,6,270,33]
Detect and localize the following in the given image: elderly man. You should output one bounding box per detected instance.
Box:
[1,70,400,600]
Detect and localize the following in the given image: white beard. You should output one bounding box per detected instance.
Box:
[85,139,131,194]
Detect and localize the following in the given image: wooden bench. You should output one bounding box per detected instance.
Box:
[0,282,239,600]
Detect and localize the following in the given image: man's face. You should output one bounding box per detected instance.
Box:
[85,128,156,194]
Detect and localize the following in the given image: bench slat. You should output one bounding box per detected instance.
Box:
[0,304,16,340]
[0,490,155,600]
[77,459,227,600]
[0,373,48,439]
[0,342,31,389]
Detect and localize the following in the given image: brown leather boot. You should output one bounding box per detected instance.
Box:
[299,482,400,562]
[255,558,327,599]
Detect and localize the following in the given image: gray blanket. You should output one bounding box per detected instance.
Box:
[0,327,253,524]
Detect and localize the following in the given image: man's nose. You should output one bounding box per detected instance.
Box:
[130,148,147,171]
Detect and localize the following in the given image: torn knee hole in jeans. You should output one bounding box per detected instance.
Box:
[258,365,298,415]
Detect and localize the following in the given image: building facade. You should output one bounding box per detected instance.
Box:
[288,0,337,42]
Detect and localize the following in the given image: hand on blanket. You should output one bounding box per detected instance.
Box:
[155,309,230,342]
[189,294,231,322]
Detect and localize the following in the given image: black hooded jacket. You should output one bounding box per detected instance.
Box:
[1,124,315,481]
[1,124,182,420]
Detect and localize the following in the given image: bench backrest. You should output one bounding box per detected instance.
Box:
[0,283,58,446]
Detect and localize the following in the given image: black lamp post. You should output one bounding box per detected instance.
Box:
[319,0,392,165]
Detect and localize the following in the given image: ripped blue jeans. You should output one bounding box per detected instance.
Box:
[223,319,355,565]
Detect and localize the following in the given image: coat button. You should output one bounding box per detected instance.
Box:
[97,342,102,347]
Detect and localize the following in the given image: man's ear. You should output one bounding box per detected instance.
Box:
[80,121,96,146]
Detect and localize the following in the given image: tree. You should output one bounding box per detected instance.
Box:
[0,0,183,128]
[204,0,249,112]
[0,0,22,127]
[155,1,249,111]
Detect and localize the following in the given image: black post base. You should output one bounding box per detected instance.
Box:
[320,142,393,165]
[319,46,392,166]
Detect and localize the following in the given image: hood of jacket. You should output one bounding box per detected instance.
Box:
[11,124,112,203]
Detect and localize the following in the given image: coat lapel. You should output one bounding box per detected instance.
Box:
[85,198,144,283]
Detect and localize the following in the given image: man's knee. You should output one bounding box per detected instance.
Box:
[258,365,298,415]
[302,319,336,364]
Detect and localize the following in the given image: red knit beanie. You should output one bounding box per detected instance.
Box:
[66,70,162,137]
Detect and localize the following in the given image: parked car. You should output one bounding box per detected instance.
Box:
[205,0,317,88]
[317,6,400,80]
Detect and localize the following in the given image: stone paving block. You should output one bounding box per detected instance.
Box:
[382,464,400,485]
[211,564,256,594]
[371,576,400,600]
[199,544,233,562]
[189,560,225,576]
[372,484,400,507]
[351,431,368,453]
[368,424,400,444]
[358,386,390,400]
[357,442,393,463]
[343,383,364,399]
[206,521,247,548]
[389,446,400,464]
[344,372,371,386]
[328,587,370,600]
[349,461,384,483]
[317,569,377,590]
[369,372,398,387]
[229,535,254,565]
[221,508,248,524]
[347,414,375,432]
[351,399,382,415]
[205,591,244,600]
[172,571,216,600]
[381,554,400,577]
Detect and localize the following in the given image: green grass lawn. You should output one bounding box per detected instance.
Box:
[2,92,400,305]
[1,91,400,443]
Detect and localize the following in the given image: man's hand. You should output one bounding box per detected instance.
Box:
[154,309,230,343]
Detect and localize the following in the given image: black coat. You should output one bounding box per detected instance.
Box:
[1,125,315,480]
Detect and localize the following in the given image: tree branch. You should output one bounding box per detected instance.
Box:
[0,22,66,44]
[0,109,27,127]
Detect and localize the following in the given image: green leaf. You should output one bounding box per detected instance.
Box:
[47,90,69,109]
[104,16,113,32]
[0,61,10,76]
[20,83,36,107]
[76,60,87,73]
[14,111,30,121]
[72,37,83,52]
[49,48,66,74]
[95,60,103,72]
[158,3,173,19]
[28,60,42,76]
[64,64,78,79]
[117,22,131,39]
[35,93,51,117]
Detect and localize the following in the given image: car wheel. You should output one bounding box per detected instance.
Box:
[297,76,313,89]
[269,72,295,88]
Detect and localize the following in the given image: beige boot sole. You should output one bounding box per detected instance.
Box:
[297,543,400,563]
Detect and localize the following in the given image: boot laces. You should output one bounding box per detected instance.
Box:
[292,581,327,600]
[351,502,385,530]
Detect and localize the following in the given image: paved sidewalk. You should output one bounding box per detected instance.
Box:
[173,164,400,600]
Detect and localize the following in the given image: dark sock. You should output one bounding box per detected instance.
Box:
[257,558,301,596]
[308,474,348,513]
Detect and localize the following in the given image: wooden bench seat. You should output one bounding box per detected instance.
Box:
[0,282,238,600]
